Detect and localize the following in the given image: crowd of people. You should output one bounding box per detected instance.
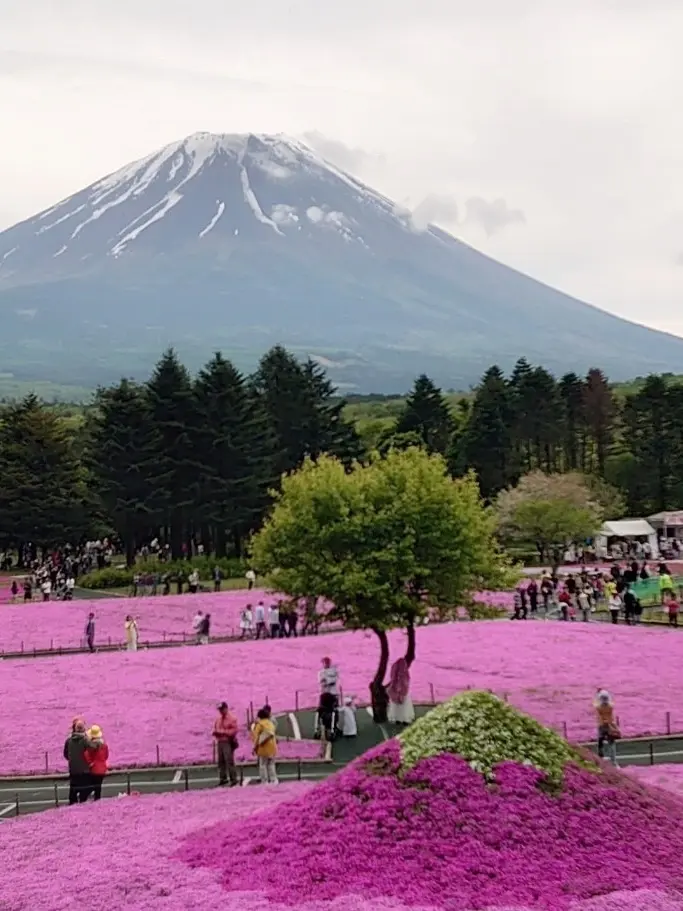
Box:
[511,562,680,626]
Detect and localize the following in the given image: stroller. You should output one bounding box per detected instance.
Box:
[314,692,340,742]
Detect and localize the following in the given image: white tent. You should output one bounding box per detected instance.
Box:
[597,519,659,558]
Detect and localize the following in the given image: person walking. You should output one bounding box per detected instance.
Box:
[213,702,239,786]
[213,565,223,593]
[64,720,94,804]
[84,725,109,800]
[125,615,139,651]
[188,569,200,594]
[252,706,278,784]
[85,613,96,652]
[594,689,619,765]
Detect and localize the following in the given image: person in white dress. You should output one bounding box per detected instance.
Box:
[387,657,415,725]
[125,615,139,652]
[240,606,253,639]
[338,697,357,737]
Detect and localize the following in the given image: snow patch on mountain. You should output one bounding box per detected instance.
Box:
[199,201,225,238]
[271,204,299,226]
[238,148,283,236]
[111,192,184,256]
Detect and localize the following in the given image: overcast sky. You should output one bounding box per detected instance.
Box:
[2,0,683,335]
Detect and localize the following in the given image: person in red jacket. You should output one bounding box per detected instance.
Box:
[84,725,109,800]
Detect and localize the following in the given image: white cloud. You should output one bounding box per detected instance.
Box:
[1,0,683,334]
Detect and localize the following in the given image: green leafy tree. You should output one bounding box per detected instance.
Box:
[86,380,163,565]
[251,447,512,721]
[495,470,604,565]
[0,396,90,551]
[193,353,275,557]
[393,374,455,455]
[621,375,673,513]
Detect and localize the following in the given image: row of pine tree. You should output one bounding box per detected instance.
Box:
[0,349,681,555]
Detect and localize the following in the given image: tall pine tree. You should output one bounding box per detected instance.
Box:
[459,366,516,498]
[146,349,197,558]
[394,374,455,455]
[87,379,163,565]
[193,353,275,557]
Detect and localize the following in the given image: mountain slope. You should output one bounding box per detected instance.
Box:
[1,131,681,392]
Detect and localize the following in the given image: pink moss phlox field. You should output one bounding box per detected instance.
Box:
[180,741,683,911]
[2,621,682,774]
[0,588,511,652]
[1,778,681,911]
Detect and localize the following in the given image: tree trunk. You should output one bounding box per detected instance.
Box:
[369,627,390,723]
[405,618,416,668]
[125,534,136,568]
[215,525,227,559]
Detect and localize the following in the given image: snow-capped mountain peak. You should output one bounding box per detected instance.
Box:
[0,131,401,272]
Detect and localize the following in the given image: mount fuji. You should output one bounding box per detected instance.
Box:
[1,130,682,393]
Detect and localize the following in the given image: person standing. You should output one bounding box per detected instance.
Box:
[608,591,622,625]
[213,565,223,593]
[318,657,339,704]
[240,605,253,639]
[193,610,204,644]
[527,579,538,614]
[84,725,109,800]
[252,706,278,784]
[64,720,94,804]
[65,575,75,601]
[387,657,415,725]
[199,612,211,645]
[188,569,200,594]
[338,696,358,737]
[245,568,256,591]
[254,602,267,639]
[213,702,239,786]
[85,613,96,652]
[594,689,619,765]
[578,587,591,623]
[268,603,280,638]
[666,593,679,628]
[125,615,139,651]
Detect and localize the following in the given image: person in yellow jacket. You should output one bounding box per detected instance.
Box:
[252,706,278,784]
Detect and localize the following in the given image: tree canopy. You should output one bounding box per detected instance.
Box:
[251,447,512,719]
[494,470,607,564]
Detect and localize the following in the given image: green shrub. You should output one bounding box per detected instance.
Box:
[397,690,589,782]
[78,567,133,590]
[78,555,248,589]
[464,602,508,621]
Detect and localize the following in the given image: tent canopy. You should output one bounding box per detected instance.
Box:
[599,519,655,538]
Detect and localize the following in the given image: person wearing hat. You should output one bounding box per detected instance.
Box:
[63,720,95,804]
[338,696,358,737]
[84,725,109,800]
[213,702,239,786]
[594,689,619,765]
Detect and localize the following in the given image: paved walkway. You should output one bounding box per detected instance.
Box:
[3,705,683,820]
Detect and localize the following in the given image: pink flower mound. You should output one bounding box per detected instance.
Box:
[179,742,683,911]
